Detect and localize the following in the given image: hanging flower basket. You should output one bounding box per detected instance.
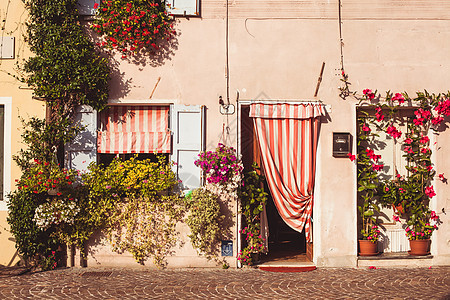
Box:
[91,0,175,59]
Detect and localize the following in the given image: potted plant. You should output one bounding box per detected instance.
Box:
[237,163,268,265]
[404,208,439,255]
[355,114,382,256]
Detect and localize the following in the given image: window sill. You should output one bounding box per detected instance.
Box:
[358,252,433,260]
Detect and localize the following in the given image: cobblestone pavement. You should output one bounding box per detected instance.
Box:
[0,266,449,299]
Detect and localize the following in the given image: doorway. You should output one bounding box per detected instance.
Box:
[240,105,310,263]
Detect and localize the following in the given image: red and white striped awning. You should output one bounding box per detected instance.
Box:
[97,106,170,154]
[249,102,325,119]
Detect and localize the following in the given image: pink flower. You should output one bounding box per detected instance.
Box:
[363,89,375,100]
[362,124,371,133]
[404,146,414,154]
[420,136,430,144]
[425,186,436,198]
[438,173,445,181]
[430,211,438,220]
[421,148,430,154]
[392,93,405,104]
[404,138,413,144]
[392,215,400,222]
[386,125,402,139]
[369,266,377,269]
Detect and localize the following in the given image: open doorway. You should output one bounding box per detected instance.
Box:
[240,105,310,263]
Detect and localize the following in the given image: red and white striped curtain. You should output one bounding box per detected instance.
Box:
[249,103,324,242]
[97,106,171,154]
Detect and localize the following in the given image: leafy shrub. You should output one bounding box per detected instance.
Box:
[185,188,225,259]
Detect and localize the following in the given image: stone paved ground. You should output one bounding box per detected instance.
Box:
[0,266,448,299]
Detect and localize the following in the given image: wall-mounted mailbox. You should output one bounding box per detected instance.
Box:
[332,132,351,157]
[221,240,233,256]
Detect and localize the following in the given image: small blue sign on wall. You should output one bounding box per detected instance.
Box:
[221,240,233,256]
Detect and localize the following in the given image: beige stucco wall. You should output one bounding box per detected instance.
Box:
[0,0,46,266]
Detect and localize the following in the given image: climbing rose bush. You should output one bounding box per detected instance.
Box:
[92,0,175,58]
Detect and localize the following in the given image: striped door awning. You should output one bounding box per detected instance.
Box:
[97,106,171,154]
[250,103,324,242]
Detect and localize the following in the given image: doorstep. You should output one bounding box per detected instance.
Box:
[257,261,316,272]
[357,252,433,268]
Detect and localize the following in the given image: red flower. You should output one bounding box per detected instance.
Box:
[363,89,375,100]
[431,116,444,125]
[348,153,356,161]
[438,173,445,181]
[57,192,62,196]
[372,164,384,171]
[435,98,450,116]
[93,3,99,9]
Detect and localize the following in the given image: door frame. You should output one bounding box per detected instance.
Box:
[237,100,321,264]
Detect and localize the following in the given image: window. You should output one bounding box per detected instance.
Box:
[0,105,4,201]
[165,0,200,16]
[358,108,417,253]
[77,0,100,16]
[77,0,200,17]
[65,104,205,191]
[0,98,11,210]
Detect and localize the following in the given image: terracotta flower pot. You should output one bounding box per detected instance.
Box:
[409,239,430,256]
[358,240,378,256]
[392,203,404,215]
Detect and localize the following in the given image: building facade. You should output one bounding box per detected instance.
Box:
[1,0,450,268]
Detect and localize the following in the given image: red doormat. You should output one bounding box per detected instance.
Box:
[259,266,316,273]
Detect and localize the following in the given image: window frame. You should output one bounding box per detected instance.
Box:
[0,98,11,211]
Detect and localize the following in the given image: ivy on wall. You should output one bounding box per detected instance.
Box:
[21,0,110,115]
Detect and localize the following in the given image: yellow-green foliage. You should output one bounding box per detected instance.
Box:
[185,188,225,259]
[67,155,184,266]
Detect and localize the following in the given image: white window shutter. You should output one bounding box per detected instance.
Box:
[171,104,205,190]
[77,0,100,16]
[65,105,97,174]
[166,0,200,16]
